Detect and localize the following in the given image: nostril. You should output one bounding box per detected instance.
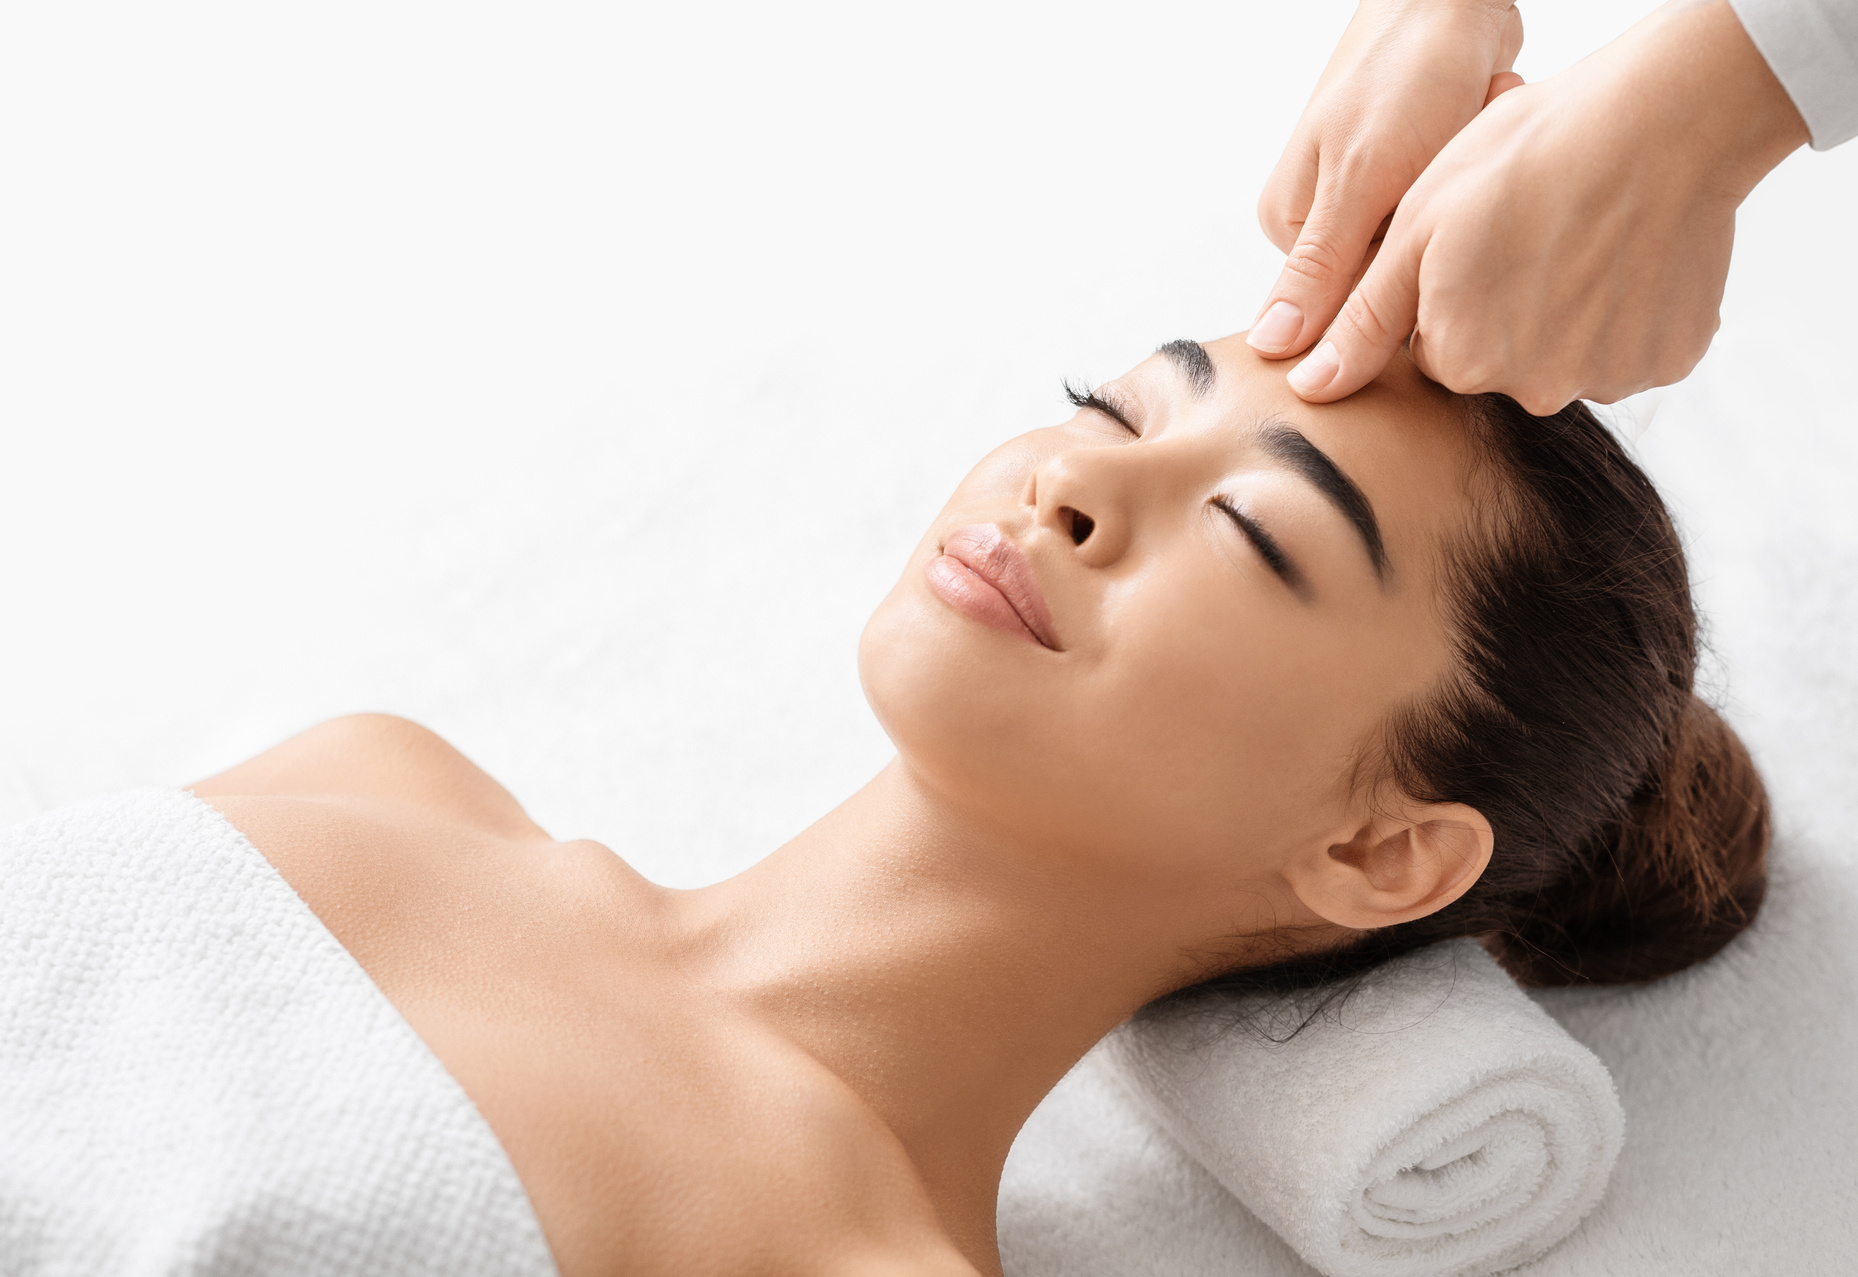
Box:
[1062,507,1095,547]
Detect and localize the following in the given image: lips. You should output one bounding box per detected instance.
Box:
[925,523,1062,650]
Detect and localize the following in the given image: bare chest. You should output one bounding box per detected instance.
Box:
[206,794,964,1277]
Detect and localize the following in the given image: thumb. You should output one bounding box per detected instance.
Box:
[1285,217,1425,403]
[1247,165,1394,360]
[1485,70,1524,105]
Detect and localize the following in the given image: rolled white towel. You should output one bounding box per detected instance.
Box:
[1102,939,1622,1277]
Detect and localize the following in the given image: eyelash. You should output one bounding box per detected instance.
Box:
[1212,496,1300,588]
[1061,383,1297,589]
[1063,380,1139,436]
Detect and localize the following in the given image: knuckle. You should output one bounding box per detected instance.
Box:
[1418,337,1503,398]
[1457,357,1506,396]
[1280,233,1358,292]
[1507,371,1581,415]
[1446,366,1504,398]
[1501,6,1525,61]
[1651,359,1696,393]
[1416,314,1551,406]
[1338,288,1405,351]
[1679,329,1716,372]
[1257,206,1298,255]
[1258,159,1316,255]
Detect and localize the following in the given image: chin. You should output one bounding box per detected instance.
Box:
[860,573,1021,757]
[858,571,1118,851]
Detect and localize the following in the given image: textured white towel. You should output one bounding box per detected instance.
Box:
[0,787,560,1277]
[1101,940,1623,1277]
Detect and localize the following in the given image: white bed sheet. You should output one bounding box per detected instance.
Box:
[1,2,1852,1272]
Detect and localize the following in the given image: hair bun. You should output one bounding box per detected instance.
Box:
[1490,697,1771,987]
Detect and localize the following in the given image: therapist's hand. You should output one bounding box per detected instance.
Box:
[1248,0,1525,361]
[1271,0,1810,413]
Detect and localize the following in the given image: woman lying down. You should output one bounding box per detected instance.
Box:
[1,335,1768,1277]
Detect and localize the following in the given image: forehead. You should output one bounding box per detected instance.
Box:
[1118,334,1484,589]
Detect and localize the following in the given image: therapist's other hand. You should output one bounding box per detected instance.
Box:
[1281,0,1809,413]
[1249,0,1524,361]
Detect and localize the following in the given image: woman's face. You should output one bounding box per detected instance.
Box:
[859,334,1484,890]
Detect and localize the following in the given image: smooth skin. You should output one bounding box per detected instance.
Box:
[1248,0,1811,414]
[196,335,1497,1277]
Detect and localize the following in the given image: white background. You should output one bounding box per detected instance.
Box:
[1,0,1853,889]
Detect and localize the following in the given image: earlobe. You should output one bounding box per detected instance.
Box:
[1287,802,1494,931]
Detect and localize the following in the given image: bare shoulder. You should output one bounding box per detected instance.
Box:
[184,719,991,1277]
[192,713,545,840]
[187,714,600,975]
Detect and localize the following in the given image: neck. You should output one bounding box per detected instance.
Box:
[666,759,1283,1266]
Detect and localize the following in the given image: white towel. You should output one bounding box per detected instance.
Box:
[1101,939,1623,1277]
[0,787,560,1277]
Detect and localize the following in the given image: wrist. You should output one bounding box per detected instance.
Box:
[1632,0,1808,197]
[1341,0,1522,80]
[1352,0,1516,33]
[1355,0,1512,16]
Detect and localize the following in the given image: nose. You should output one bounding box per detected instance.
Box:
[1025,446,1133,567]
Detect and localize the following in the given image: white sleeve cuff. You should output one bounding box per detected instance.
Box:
[1729,0,1858,149]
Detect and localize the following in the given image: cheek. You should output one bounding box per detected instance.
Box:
[856,580,1341,863]
[855,423,1438,861]
[1075,584,1397,846]
[856,559,1405,863]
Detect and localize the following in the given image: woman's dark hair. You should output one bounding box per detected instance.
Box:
[1169,394,1770,1002]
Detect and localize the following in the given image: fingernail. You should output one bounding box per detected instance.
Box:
[1287,341,1340,397]
[1247,300,1304,354]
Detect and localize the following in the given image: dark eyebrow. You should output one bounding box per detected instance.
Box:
[1156,339,1215,398]
[1256,421,1388,580]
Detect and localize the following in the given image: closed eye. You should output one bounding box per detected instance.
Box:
[1212,496,1304,592]
[1064,380,1139,437]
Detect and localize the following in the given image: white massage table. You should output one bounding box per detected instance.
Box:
[2,1,1852,1272]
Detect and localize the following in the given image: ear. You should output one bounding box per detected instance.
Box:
[1283,801,1494,931]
